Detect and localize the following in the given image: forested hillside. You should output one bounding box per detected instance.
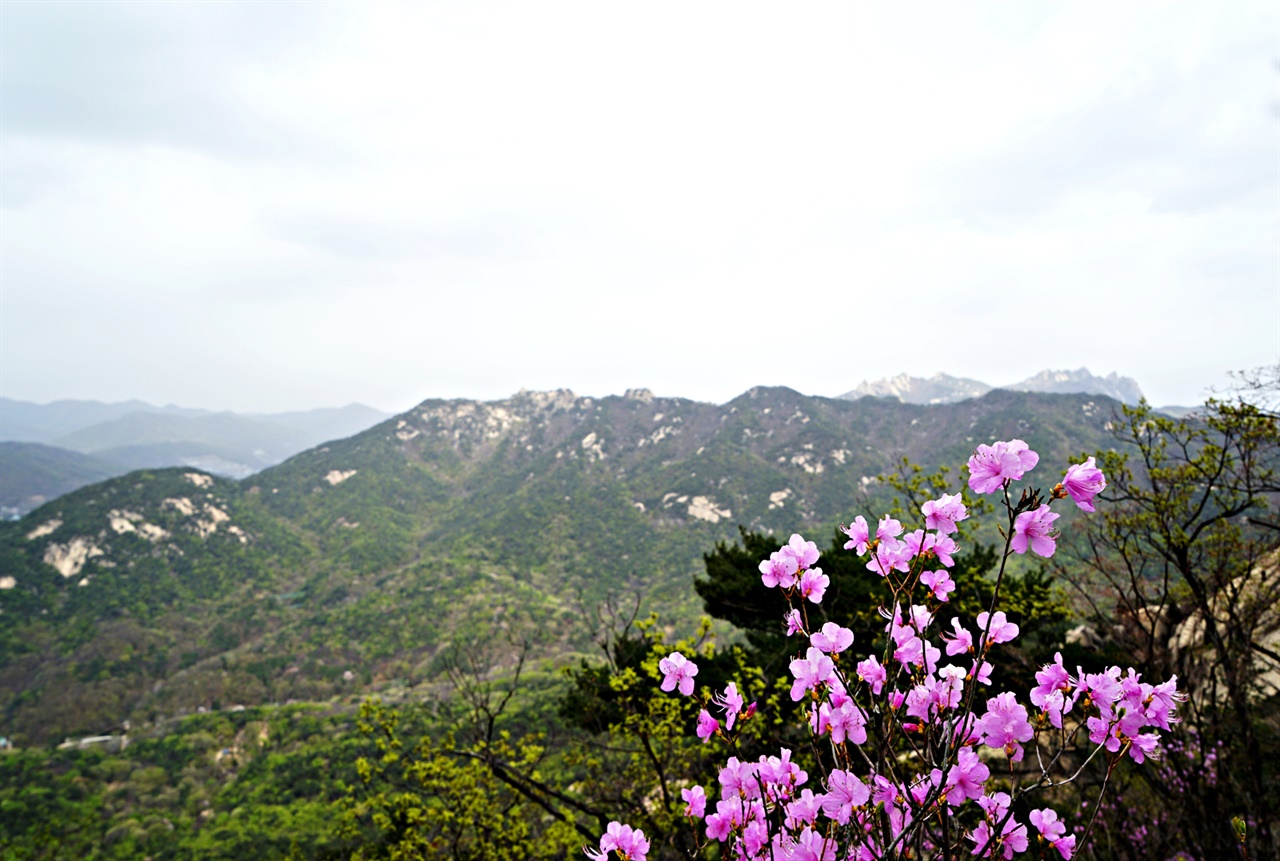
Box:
[0,386,1123,746]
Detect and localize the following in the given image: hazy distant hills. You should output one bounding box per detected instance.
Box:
[0,385,1134,743]
[0,398,209,442]
[0,399,391,515]
[0,443,119,515]
[842,367,1145,406]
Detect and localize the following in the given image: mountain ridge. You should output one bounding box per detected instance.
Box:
[0,384,1133,744]
[841,367,1144,406]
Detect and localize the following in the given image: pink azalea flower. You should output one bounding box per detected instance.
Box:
[822,769,870,824]
[784,788,823,829]
[1051,835,1077,861]
[789,647,835,701]
[1030,809,1076,860]
[589,822,650,861]
[920,569,955,601]
[909,769,943,807]
[970,814,1028,860]
[933,665,966,711]
[798,567,829,603]
[757,748,807,802]
[906,530,959,568]
[705,796,750,841]
[876,515,903,541]
[1029,807,1065,841]
[1011,504,1059,557]
[759,550,799,589]
[658,651,698,696]
[718,756,756,798]
[781,826,836,861]
[696,709,720,742]
[978,790,1011,818]
[906,602,935,632]
[970,658,994,685]
[922,492,968,534]
[783,608,804,637]
[741,820,769,857]
[978,692,1034,761]
[1031,652,1076,728]
[906,683,935,722]
[811,622,855,653]
[1078,667,1124,720]
[828,700,868,745]
[682,785,707,819]
[784,533,821,570]
[1129,731,1161,764]
[968,439,1039,494]
[867,537,911,576]
[715,682,745,730]
[930,533,959,567]
[841,516,871,554]
[944,747,990,806]
[615,825,650,861]
[856,654,887,695]
[871,774,900,809]
[944,618,974,656]
[885,604,935,668]
[1143,675,1184,730]
[1062,456,1106,512]
[977,611,1020,645]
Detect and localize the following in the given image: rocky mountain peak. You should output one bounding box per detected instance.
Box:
[841,369,1144,406]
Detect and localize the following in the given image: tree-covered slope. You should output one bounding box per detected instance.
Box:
[0,387,1127,745]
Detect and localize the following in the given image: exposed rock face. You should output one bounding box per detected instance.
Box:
[42,537,104,578]
[840,373,992,405]
[107,509,169,541]
[1170,552,1280,705]
[25,519,61,540]
[685,495,731,524]
[1006,368,1144,405]
[841,368,1145,406]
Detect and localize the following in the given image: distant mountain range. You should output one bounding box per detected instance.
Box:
[0,375,1154,517]
[0,399,390,516]
[841,368,1146,407]
[0,384,1135,743]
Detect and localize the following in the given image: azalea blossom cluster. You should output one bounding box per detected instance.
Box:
[587,440,1180,861]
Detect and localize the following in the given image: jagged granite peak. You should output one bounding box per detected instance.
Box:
[840,369,1144,406]
[1005,368,1144,405]
[839,373,993,405]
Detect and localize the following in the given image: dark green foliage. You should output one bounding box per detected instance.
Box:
[696,527,885,672]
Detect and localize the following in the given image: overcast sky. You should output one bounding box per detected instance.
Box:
[2,1,1277,413]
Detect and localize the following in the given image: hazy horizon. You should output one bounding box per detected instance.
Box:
[0,364,1231,415]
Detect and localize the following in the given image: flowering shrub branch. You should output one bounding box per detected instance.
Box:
[587,439,1183,861]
